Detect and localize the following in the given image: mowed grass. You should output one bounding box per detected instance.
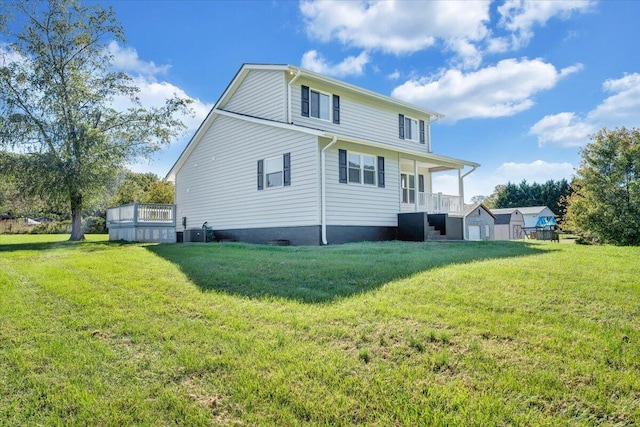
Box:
[0,235,638,426]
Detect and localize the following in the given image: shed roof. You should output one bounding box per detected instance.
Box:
[464,203,496,219]
[494,213,514,225]
[491,206,556,216]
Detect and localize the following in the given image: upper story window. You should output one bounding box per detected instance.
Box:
[398,114,426,144]
[302,85,340,124]
[404,117,418,141]
[311,90,330,121]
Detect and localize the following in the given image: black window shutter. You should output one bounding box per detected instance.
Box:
[338,149,347,184]
[377,156,385,188]
[283,153,291,186]
[418,174,425,193]
[332,95,340,124]
[419,120,425,144]
[301,85,309,117]
[398,114,405,139]
[257,159,264,190]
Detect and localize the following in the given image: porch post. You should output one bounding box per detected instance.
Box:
[459,168,465,239]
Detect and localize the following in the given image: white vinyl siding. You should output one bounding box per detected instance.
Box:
[292,78,431,153]
[175,115,318,230]
[224,70,286,122]
[324,142,399,227]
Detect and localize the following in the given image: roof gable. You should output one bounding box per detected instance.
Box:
[464,203,496,219]
[491,206,556,216]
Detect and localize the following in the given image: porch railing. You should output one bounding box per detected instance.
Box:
[106,203,176,227]
[416,192,463,215]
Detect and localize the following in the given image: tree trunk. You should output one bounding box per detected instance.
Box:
[69,191,85,241]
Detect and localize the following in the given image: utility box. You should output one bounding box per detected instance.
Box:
[184,228,205,242]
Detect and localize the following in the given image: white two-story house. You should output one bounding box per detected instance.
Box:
[166,64,479,245]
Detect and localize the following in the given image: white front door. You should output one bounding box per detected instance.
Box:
[468,225,480,241]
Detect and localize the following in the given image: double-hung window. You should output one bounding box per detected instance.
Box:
[265,156,283,188]
[399,114,426,144]
[257,153,291,190]
[347,153,376,185]
[404,117,418,141]
[401,173,415,204]
[301,86,340,124]
[310,90,330,121]
[339,149,385,188]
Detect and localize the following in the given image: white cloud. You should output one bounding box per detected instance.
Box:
[496,0,594,50]
[493,160,575,183]
[300,0,593,69]
[434,160,575,201]
[392,58,582,122]
[300,0,489,67]
[530,73,640,147]
[387,70,401,80]
[114,76,211,135]
[108,41,171,78]
[301,50,369,77]
[529,112,596,147]
[106,42,211,136]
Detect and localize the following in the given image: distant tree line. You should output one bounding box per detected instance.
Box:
[480,179,572,223]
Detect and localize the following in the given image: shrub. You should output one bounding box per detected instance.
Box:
[30,220,72,234]
[84,216,107,234]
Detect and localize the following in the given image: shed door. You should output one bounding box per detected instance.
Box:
[468,225,480,241]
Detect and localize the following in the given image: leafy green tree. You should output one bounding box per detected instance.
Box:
[564,127,640,245]
[110,171,174,206]
[0,0,190,240]
[0,152,67,218]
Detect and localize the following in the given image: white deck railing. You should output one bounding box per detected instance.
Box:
[416,192,463,215]
[106,203,176,226]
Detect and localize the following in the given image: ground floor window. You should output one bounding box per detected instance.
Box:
[401,173,415,203]
[265,156,283,188]
[348,153,376,185]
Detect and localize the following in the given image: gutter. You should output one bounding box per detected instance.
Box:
[287,68,302,124]
[320,135,338,245]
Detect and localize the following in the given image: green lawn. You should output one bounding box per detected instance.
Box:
[1,235,638,426]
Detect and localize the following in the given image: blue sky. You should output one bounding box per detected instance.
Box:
[101,0,639,200]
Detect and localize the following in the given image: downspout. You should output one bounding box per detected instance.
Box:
[321,135,338,245]
[459,165,477,240]
[287,68,302,124]
[428,114,441,153]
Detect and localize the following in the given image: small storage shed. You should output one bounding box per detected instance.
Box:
[464,203,496,240]
[492,206,556,229]
[491,208,525,240]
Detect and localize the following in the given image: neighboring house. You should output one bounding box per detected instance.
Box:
[464,203,495,241]
[491,206,556,229]
[492,208,525,240]
[166,64,479,245]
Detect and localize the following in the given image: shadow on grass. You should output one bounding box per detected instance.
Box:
[147,240,553,304]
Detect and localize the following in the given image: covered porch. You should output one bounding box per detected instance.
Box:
[399,158,466,216]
